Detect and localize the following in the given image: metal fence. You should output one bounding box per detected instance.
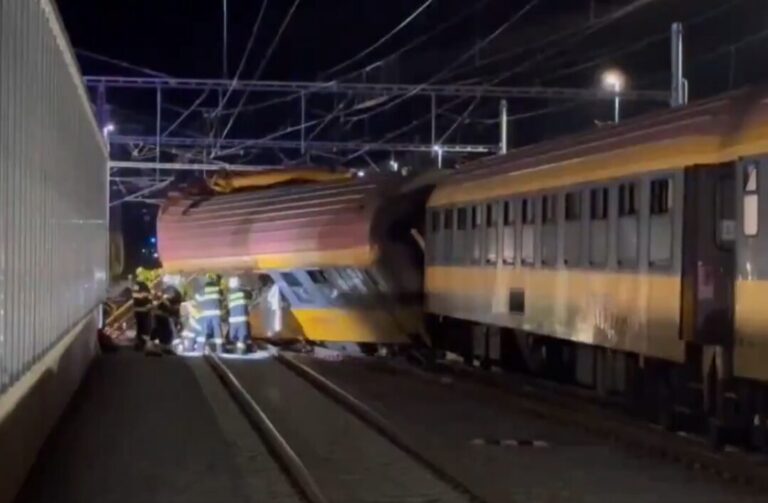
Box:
[0,0,108,394]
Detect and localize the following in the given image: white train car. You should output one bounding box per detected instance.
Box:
[0,1,108,500]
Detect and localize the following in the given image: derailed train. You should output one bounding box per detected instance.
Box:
[158,87,768,447]
[157,171,430,349]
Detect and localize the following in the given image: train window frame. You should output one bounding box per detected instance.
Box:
[541,194,558,267]
[427,209,441,265]
[429,210,440,233]
[457,207,469,231]
[564,190,583,267]
[744,163,759,237]
[565,191,581,221]
[502,199,516,265]
[485,201,499,265]
[589,187,609,220]
[444,207,454,230]
[650,178,673,215]
[472,205,482,229]
[618,182,638,217]
[715,174,736,250]
[280,272,314,304]
[588,186,609,267]
[542,194,557,224]
[649,177,674,269]
[617,181,640,269]
[521,197,536,266]
[470,204,483,264]
[307,270,330,284]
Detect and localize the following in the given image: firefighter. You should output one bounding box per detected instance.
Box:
[195,274,223,353]
[147,285,182,356]
[180,292,202,353]
[131,269,152,351]
[227,276,251,355]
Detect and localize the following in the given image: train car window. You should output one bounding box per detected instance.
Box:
[430,210,440,233]
[280,272,313,303]
[455,207,469,263]
[590,187,609,220]
[744,163,759,237]
[427,210,440,264]
[365,270,388,292]
[521,198,535,265]
[716,175,736,249]
[471,205,483,264]
[618,183,639,268]
[443,208,454,264]
[589,187,609,267]
[565,192,581,221]
[618,183,637,216]
[281,272,302,288]
[541,195,558,266]
[307,270,330,284]
[542,195,557,223]
[504,200,514,225]
[649,178,673,267]
[650,179,672,214]
[485,202,498,264]
[457,208,468,230]
[522,198,535,223]
[472,206,482,228]
[444,208,454,229]
[307,269,338,299]
[502,200,516,265]
[564,191,582,266]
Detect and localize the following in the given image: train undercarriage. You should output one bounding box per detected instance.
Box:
[426,313,768,454]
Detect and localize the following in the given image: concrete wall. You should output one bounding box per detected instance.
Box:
[0,309,99,503]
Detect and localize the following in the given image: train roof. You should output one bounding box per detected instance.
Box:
[157,178,396,273]
[430,87,768,207]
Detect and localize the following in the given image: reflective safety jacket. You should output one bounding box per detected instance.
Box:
[195,281,222,319]
[227,288,250,325]
[132,281,152,314]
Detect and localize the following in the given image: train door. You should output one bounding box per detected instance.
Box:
[681,164,736,346]
[681,164,736,422]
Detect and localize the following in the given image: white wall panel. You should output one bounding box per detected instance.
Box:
[0,0,108,394]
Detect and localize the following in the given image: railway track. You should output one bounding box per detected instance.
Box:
[412,359,768,492]
[279,351,768,503]
[204,351,485,503]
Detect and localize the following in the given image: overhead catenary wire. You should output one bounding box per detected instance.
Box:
[76,49,170,77]
[340,0,544,124]
[321,0,435,79]
[212,0,271,117]
[212,0,492,149]
[478,0,742,86]
[213,0,493,117]
[218,0,302,145]
[440,0,662,84]
[343,0,674,159]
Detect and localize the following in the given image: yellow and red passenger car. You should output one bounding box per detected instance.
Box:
[157,171,427,348]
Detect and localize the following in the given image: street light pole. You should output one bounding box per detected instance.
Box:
[601,68,626,124]
[222,0,228,79]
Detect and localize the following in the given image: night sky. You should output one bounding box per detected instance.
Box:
[57,0,768,148]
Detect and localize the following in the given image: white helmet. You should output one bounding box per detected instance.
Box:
[228,276,240,289]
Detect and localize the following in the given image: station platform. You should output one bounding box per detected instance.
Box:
[13,350,298,503]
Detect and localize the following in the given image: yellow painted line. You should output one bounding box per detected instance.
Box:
[161,245,377,274]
